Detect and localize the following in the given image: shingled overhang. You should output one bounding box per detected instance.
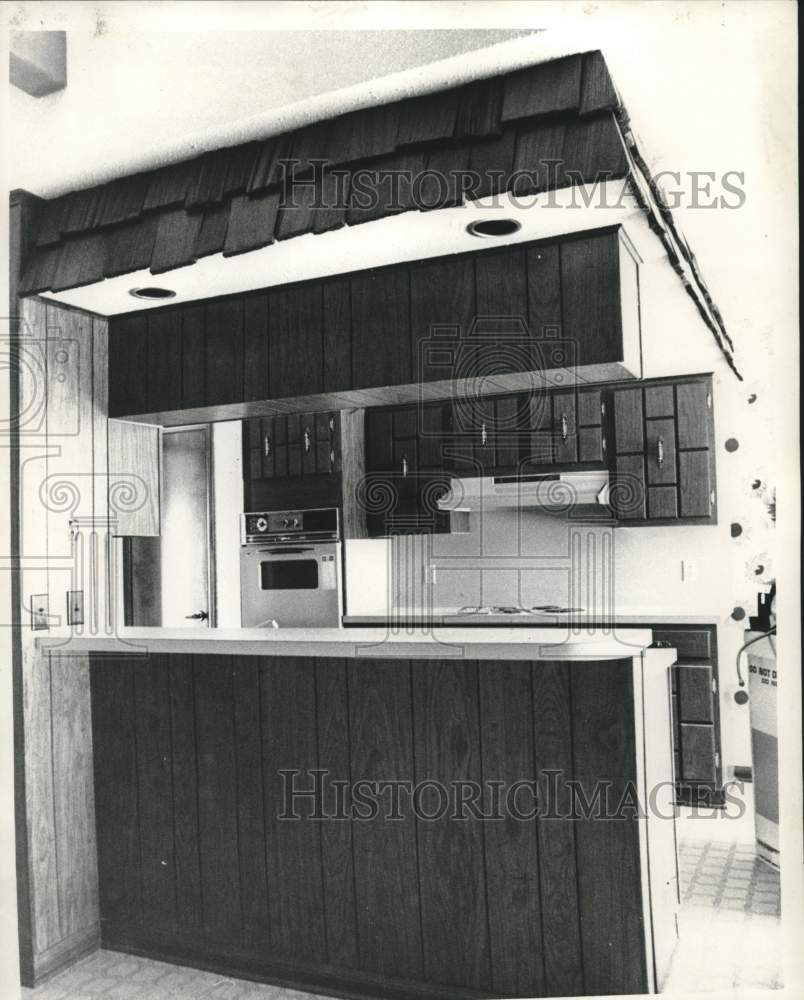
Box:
[17,49,739,378]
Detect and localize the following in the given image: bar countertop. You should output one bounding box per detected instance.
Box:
[39,625,655,660]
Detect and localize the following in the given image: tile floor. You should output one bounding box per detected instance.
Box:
[23,786,782,999]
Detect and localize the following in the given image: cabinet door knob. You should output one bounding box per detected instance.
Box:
[710,489,716,508]
[602,435,607,454]
[303,427,312,453]
[560,413,569,442]
[329,414,336,433]
[480,423,488,446]
[329,448,336,471]
[402,455,409,478]
[263,434,272,458]
[657,436,665,466]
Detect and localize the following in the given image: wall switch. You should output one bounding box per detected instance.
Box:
[31,595,49,631]
[66,590,84,626]
[681,560,699,583]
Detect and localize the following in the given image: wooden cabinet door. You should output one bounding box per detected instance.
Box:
[108,314,149,417]
[351,269,411,389]
[560,230,623,367]
[493,395,522,472]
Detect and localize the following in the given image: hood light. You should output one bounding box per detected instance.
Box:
[466,218,521,238]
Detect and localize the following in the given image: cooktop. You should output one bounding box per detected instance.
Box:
[456,605,585,616]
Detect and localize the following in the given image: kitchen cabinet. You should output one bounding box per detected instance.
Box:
[610,374,716,524]
[107,226,642,420]
[108,419,161,536]
[90,651,658,999]
[654,625,723,805]
[522,387,607,468]
[244,411,340,482]
[364,403,452,536]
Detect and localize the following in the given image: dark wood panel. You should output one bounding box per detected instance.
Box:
[613,454,646,520]
[526,243,561,339]
[409,256,476,383]
[167,655,202,930]
[479,660,545,997]
[654,629,712,662]
[348,659,422,979]
[147,310,182,413]
[644,384,675,418]
[680,723,717,783]
[678,665,714,724]
[133,654,176,930]
[351,269,411,389]
[530,661,584,997]
[261,657,326,963]
[578,425,604,463]
[560,231,622,366]
[269,284,324,398]
[412,661,490,990]
[613,387,644,453]
[205,298,244,406]
[679,450,712,518]
[475,247,527,321]
[181,304,206,408]
[108,314,148,417]
[648,486,678,519]
[570,659,647,997]
[322,278,352,393]
[90,658,142,927]
[315,659,359,968]
[577,389,603,426]
[243,294,270,402]
[232,657,270,950]
[193,656,242,944]
[676,381,711,449]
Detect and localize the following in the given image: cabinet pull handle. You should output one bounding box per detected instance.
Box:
[710,489,716,508]
[706,392,712,409]
[329,414,335,433]
[329,448,336,471]
[481,422,488,446]
[560,413,569,442]
[402,455,409,478]
[303,427,312,453]
[601,400,606,417]
[657,436,665,466]
[263,434,272,458]
[602,435,607,454]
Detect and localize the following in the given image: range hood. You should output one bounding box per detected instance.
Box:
[436,471,611,512]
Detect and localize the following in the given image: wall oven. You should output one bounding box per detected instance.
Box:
[240,508,342,628]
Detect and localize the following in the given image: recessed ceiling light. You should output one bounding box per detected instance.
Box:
[129,286,177,300]
[466,218,522,238]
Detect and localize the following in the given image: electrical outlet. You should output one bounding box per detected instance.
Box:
[681,560,699,583]
[66,590,84,626]
[31,595,49,631]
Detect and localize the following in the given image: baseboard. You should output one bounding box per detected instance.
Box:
[102,926,494,1000]
[32,923,100,986]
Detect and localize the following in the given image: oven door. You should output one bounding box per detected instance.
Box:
[240,542,342,628]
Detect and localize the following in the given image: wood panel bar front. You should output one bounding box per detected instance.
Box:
[89,649,672,1000]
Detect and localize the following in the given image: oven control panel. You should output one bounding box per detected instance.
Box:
[241,508,340,544]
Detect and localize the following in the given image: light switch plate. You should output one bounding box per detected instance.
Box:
[66,590,84,626]
[31,594,49,631]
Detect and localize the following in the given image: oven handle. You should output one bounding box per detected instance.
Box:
[257,547,315,555]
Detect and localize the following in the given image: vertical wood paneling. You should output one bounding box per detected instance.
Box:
[91,316,110,636]
[50,654,98,938]
[527,243,562,340]
[180,304,206,409]
[24,647,60,952]
[269,285,324,399]
[243,294,270,402]
[261,656,326,962]
[90,657,141,928]
[409,257,476,383]
[134,654,176,931]
[193,656,242,944]
[167,655,202,929]
[479,660,545,997]
[146,310,182,413]
[475,247,527,318]
[205,298,244,406]
[570,659,647,997]
[322,278,352,393]
[531,662,584,997]
[348,659,422,979]
[108,313,148,417]
[412,660,491,990]
[350,269,411,390]
[315,658,359,967]
[107,420,160,537]
[560,231,622,366]
[232,657,270,949]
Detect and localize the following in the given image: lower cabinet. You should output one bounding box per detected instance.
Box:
[652,625,724,805]
[90,653,650,1000]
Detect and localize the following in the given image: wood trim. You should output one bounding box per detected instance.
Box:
[31,922,99,986]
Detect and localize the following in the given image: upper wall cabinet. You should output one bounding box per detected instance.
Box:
[107,226,642,420]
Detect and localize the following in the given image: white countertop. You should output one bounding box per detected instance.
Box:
[38,625,655,660]
[343,608,719,626]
